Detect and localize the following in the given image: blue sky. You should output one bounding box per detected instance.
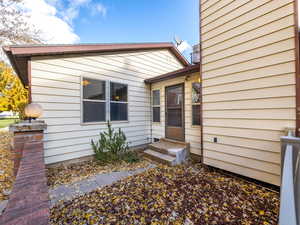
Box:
[75,1,199,46]
[18,0,199,59]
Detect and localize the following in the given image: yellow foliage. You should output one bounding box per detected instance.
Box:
[0,61,28,118]
[259,210,265,216]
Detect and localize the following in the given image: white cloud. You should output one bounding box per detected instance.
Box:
[60,0,107,25]
[21,0,80,44]
[92,3,107,17]
[63,6,80,24]
[72,0,92,6]
[177,40,192,53]
[2,0,107,47]
[61,0,91,24]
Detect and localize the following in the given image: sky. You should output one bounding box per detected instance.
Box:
[20,0,199,60]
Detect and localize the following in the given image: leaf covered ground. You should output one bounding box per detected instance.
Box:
[47,158,152,188]
[0,131,14,201]
[50,165,279,225]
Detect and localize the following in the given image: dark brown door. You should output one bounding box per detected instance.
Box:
[165,83,184,141]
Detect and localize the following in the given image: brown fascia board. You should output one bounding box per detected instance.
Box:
[4,42,189,65]
[3,43,189,87]
[144,64,200,84]
[2,46,28,86]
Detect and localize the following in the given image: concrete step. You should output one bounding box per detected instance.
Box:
[150,140,186,150]
[160,138,188,147]
[145,138,190,166]
[149,140,188,155]
[148,143,170,155]
[143,149,176,166]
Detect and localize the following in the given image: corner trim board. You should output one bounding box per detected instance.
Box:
[293,0,300,136]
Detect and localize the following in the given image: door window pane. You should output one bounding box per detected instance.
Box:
[110,103,128,121]
[192,105,201,125]
[152,90,160,105]
[110,82,128,102]
[167,86,183,107]
[82,78,105,100]
[167,109,182,127]
[192,82,201,103]
[153,107,160,122]
[83,101,106,123]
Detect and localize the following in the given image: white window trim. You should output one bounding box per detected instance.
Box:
[152,89,161,124]
[191,82,201,127]
[80,77,129,125]
[109,81,129,122]
[81,76,107,125]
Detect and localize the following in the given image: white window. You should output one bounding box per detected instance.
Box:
[110,82,128,121]
[191,82,201,126]
[81,77,106,123]
[81,78,128,123]
[152,90,160,122]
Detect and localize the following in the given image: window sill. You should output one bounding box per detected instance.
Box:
[110,120,129,124]
[81,121,107,126]
[81,120,129,126]
[191,125,201,128]
[152,122,161,125]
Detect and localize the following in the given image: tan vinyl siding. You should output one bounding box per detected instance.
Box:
[31,49,183,164]
[200,0,297,185]
[151,73,202,155]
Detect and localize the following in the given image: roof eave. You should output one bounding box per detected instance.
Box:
[144,64,200,84]
[3,42,190,87]
[6,43,189,67]
[2,46,28,87]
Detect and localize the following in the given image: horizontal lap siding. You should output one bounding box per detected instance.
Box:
[200,0,297,185]
[31,49,183,164]
[151,73,202,155]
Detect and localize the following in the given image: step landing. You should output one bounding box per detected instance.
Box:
[143,139,189,166]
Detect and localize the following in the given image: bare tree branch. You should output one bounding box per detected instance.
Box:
[0,0,42,46]
[0,0,44,61]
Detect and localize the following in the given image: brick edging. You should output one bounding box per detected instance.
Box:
[0,132,50,225]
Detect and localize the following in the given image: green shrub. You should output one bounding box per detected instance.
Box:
[122,151,140,163]
[91,121,139,164]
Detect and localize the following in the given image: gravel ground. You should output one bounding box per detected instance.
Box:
[0,131,13,201]
[50,164,279,225]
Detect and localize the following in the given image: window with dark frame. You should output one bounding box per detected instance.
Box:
[192,82,201,126]
[152,90,160,122]
[110,82,128,121]
[82,77,106,123]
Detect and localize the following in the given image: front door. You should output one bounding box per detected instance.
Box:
[165,83,185,141]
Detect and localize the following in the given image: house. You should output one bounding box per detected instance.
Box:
[0,111,15,118]
[144,64,201,157]
[199,0,299,186]
[4,0,300,187]
[3,43,194,165]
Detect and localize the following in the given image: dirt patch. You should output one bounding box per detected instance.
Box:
[0,131,14,201]
[50,165,279,225]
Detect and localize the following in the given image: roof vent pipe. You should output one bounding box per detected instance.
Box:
[191,44,200,64]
